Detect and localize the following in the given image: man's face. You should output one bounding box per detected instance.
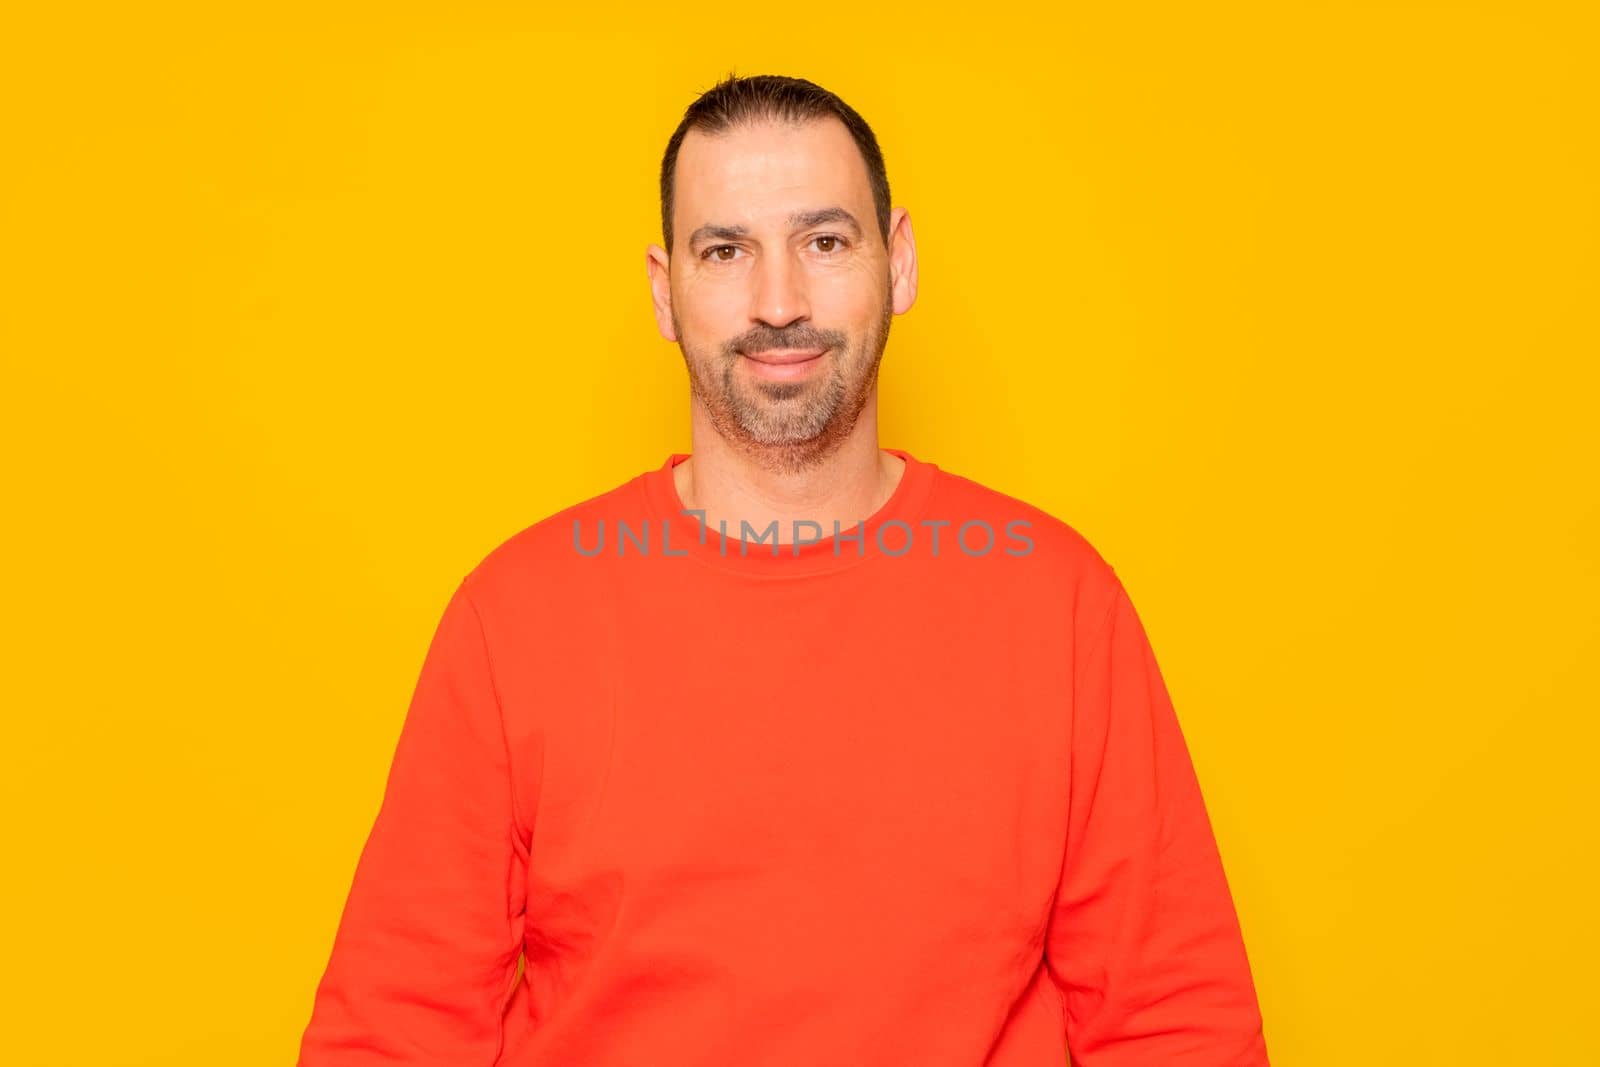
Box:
[659,118,895,461]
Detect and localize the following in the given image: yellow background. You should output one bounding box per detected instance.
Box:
[4,2,1596,1063]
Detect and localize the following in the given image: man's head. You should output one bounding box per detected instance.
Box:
[646,74,918,471]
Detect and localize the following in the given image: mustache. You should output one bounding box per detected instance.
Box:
[727,325,848,356]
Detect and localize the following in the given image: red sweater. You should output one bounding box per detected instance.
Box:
[297,448,1268,1065]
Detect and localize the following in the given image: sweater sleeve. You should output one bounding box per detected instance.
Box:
[1045,578,1269,1065]
[297,577,528,1065]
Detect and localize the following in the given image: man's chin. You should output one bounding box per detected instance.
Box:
[727,403,835,447]
[734,372,818,408]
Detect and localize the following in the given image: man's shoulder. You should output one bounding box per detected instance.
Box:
[458,464,650,598]
[924,461,1117,583]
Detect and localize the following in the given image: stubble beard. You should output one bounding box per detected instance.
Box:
[676,283,895,477]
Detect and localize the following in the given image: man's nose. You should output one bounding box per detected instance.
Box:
[749,248,810,329]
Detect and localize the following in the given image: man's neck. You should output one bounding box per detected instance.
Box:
[674,421,905,547]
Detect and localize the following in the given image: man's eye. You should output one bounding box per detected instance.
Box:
[703,245,741,262]
[812,235,847,253]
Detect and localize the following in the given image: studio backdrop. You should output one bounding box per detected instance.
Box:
[3,3,1595,1064]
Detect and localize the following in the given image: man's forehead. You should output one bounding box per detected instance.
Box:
[673,117,872,220]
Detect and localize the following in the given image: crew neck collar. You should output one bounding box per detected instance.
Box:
[637,447,938,578]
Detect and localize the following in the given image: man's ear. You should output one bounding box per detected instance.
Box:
[645,243,677,342]
[886,207,918,315]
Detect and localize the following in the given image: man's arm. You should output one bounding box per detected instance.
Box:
[1045,578,1268,1064]
[297,576,528,1065]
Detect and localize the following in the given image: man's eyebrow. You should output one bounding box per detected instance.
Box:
[788,207,862,237]
[687,223,749,248]
[685,208,863,250]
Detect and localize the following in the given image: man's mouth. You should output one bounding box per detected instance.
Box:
[740,347,828,381]
[743,348,828,365]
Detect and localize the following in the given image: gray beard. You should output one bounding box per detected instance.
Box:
[677,291,893,476]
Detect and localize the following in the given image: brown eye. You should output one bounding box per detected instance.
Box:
[815,236,838,252]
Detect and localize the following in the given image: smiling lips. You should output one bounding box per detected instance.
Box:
[744,348,827,365]
[741,347,828,381]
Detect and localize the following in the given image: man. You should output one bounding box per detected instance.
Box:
[297,73,1269,1065]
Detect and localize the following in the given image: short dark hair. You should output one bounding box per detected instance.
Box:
[659,72,892,255]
